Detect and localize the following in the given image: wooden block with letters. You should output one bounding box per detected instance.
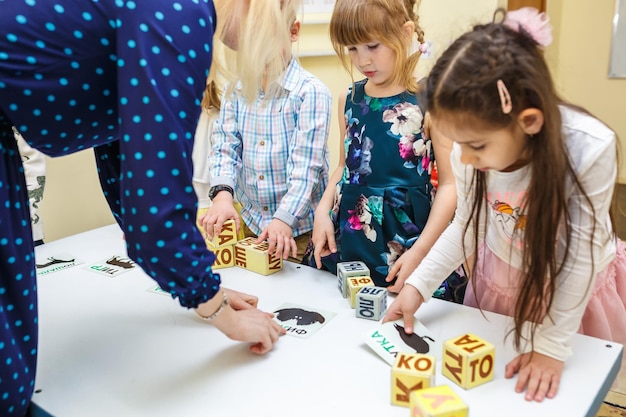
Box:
[206,243,235,270]
[337,261,370,298]
[234,237,283,275]
[347,276,374,308]
[391,353,436,407]
[442,333,495,389]
[355,286,387,320]
[409,385,468,417]
[209,219,238,248]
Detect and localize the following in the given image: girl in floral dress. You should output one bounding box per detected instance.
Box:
[303,0,465,301]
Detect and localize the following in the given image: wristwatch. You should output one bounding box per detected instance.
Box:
[208,184,234,200]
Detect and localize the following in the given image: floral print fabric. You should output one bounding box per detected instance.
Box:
[304,80,465,300]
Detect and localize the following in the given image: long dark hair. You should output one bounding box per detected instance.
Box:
[425,10,599,350]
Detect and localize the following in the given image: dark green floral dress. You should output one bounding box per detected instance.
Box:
[303,80,465,302]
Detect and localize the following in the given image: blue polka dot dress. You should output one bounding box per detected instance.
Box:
[0,1,218,415]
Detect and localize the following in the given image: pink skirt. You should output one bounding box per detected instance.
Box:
[464,240,626,346]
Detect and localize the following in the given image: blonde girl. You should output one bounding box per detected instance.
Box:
[305,0,464,299]
[385,8,626,402]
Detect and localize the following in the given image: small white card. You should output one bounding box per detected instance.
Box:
[365,318,440,365]
[84,255,136,277]
[36,253,84,276]
[147,285,170,297]
[272,302,336,338]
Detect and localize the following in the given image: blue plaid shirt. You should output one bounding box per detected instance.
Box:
[211,58,331,237]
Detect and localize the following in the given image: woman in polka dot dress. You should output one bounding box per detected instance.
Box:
[0,1,284,415]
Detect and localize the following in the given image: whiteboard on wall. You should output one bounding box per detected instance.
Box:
[302,0,335,14]
[610,0,626,78]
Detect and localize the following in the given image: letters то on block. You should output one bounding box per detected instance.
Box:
[442,333,495,389]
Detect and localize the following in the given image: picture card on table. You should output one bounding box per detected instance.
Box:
[272,302,337,338]
[84,255,137,277]
[36,252,85,276]
[365,318,441,366]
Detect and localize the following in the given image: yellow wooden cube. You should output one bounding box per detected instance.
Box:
[207,243,235,270]
[442,333,495,389]
[210,219,238,248]
[234,237,283,275]
[347,276,374,308]
[409,385,468,417]
[391,353,436,407]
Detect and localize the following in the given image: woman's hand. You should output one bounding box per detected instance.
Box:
[198,290,286,355]
[505,351,564,402]
[382,284,424,333]
[222,287,258,309]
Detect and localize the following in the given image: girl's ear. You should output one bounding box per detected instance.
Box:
[517,108,544,136]
[402,20,415,40]
[290,20,301,42]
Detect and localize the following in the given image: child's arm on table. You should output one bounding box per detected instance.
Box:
[200,93,242,238]
[258,80,332,259]
[311,93,348,268]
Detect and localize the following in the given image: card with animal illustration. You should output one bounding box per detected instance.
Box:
[272,303,337,339]
[36,252,85,276]
[365,318,440,366]
[84,254,137,277]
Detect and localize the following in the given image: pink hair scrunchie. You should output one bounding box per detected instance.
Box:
[504,7,553,47]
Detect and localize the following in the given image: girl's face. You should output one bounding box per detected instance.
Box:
[434,114,531,173]
[347,41,396,91]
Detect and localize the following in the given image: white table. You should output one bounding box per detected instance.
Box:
[31,224,622,417]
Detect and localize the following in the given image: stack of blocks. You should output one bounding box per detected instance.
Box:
[202,219,283,275]
[205,219,238,269]
[390,333,495,415]
[336,261,376,309]
[442,333,495,389]
[391,353,436,407]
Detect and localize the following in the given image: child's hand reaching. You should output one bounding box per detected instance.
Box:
[382,284,425,333]
[505,351,564,402]
[199,193,240,240]
[256,219,297,260]
[311,212,337,269]
[385,245,428,293]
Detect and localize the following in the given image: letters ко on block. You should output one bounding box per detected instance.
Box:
[391,353,436,407]
[442,333,495,389]
[337,261,370,298]
[409,385,468,417]
[206,242,235,270]
[355,286,387,320]
[234,237,283,275]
